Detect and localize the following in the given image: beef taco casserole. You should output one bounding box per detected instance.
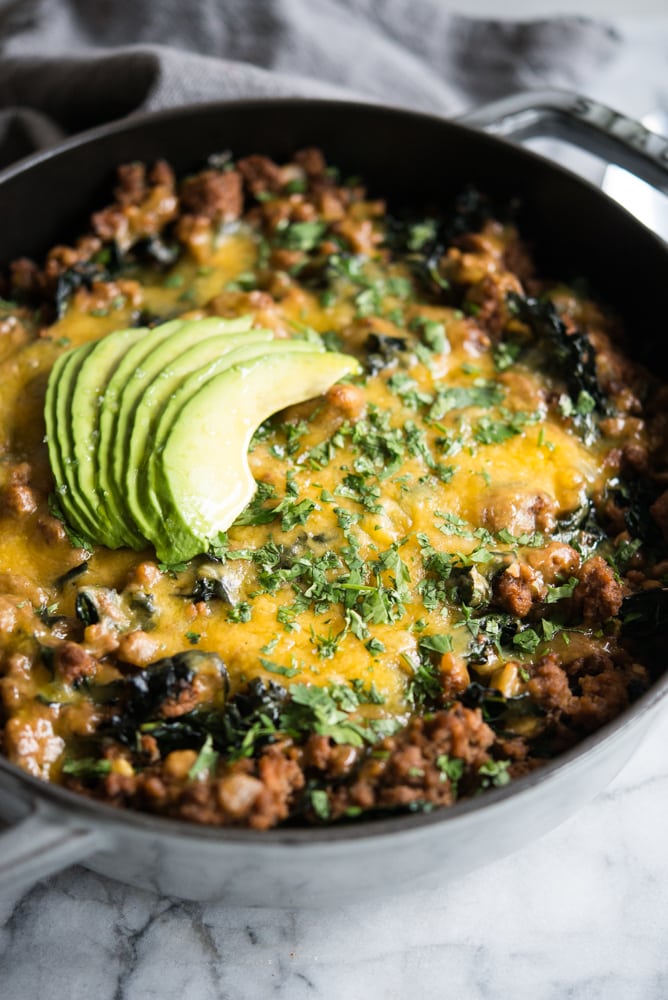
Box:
[0,148,666,831]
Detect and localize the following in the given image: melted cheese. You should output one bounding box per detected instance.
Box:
[0,224,624,746]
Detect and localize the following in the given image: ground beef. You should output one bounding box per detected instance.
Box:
[159,684,201,719]
[237,154,283,195]
[494,561,546,618]
[622,439,649,474]
[293,147,327,177]
[573,556,624,624]
[527,650,638,735]
[179,169,243,222]
[0,462,39,517]
[528,654,574,714]
[37,514,69,544]
[303,734,361,778]
[116,630,160,667]
[1,480,38,517]
[329,707,495,820]
[114,163,149,206]
[91,162,178,250]
[650,490,668,541]
[502,234,535,285]
[571,665,629,730]
[101,740,306,830]
[9,257,41,296]
[55,641,98,685]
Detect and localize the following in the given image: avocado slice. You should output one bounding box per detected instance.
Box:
[105,316,259,545]
[150,348,361,563]
[67,325,149,546]
[141,338,321,553]
[45,346,80,523]
[95,318,189,547]
[122,325,274,539]
[45,339,102,543]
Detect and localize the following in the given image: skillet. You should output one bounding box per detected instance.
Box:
[0,89,667,905]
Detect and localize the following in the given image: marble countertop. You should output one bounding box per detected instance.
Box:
[2,14,668,1000]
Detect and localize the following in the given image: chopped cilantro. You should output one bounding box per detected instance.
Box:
[260,658,301,678]
[310,788,330,819]
[541,619,560,640]
[436,754,464,789]
[478,759,511,788]
[62,758,112,778]
[162,272,185,289]
[418,633,454,655]
[233,481,278,526]
[310,627,342,659]
[429,382,503,419]
[351,678,386,704]
[284,177,308,194]
[277,496,317,532]
[406,218,438,251]
[227,602,252,623]
[280,683,367,746]
[474,409,540,445]
[188,734,219,780]
[278,220,328,251]
[512,628,542,653]
[493,340,521,371]
[545,577,578,603]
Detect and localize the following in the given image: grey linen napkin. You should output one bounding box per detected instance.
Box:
[0,0,621,168]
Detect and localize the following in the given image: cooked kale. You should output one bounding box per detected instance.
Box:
[131,235,180,267]
[55,260,112,318]
[552,500,608,559]
[54,561,90,589]
[99,650,228,745]
[384,187,503,299]
[612,479,664,548]
[462,682,542,726]
[364,332,409,374]
[74,590,99,626]
[621,589,668,638]
[508,293,608,443]
[177,560,245,606]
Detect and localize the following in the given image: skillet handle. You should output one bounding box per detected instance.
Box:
[0,803,105,894]
[458,89,668,196]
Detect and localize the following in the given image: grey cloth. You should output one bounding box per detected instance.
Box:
[0,0,621,169]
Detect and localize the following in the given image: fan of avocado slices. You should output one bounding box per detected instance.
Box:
[44,316,360,562]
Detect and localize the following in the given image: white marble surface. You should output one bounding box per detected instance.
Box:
[2,14,668,1000]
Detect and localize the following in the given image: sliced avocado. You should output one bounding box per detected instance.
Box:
[150,349,361,563]
[99,316,256,547]
[45,340,100,542]
[96,317,188,547]
[45,347,80,522]
[123,326,274,540]
[67,326,149,546]
[141,339,321,553]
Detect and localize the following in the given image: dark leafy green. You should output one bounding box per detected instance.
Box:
[507,293,608,442]
[621,589,668,638]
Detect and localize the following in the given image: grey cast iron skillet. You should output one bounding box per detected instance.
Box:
[0,90,667,906]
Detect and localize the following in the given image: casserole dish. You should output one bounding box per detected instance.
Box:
[0,90,667,905]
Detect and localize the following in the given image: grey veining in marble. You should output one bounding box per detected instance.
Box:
[2,14,668,1000]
